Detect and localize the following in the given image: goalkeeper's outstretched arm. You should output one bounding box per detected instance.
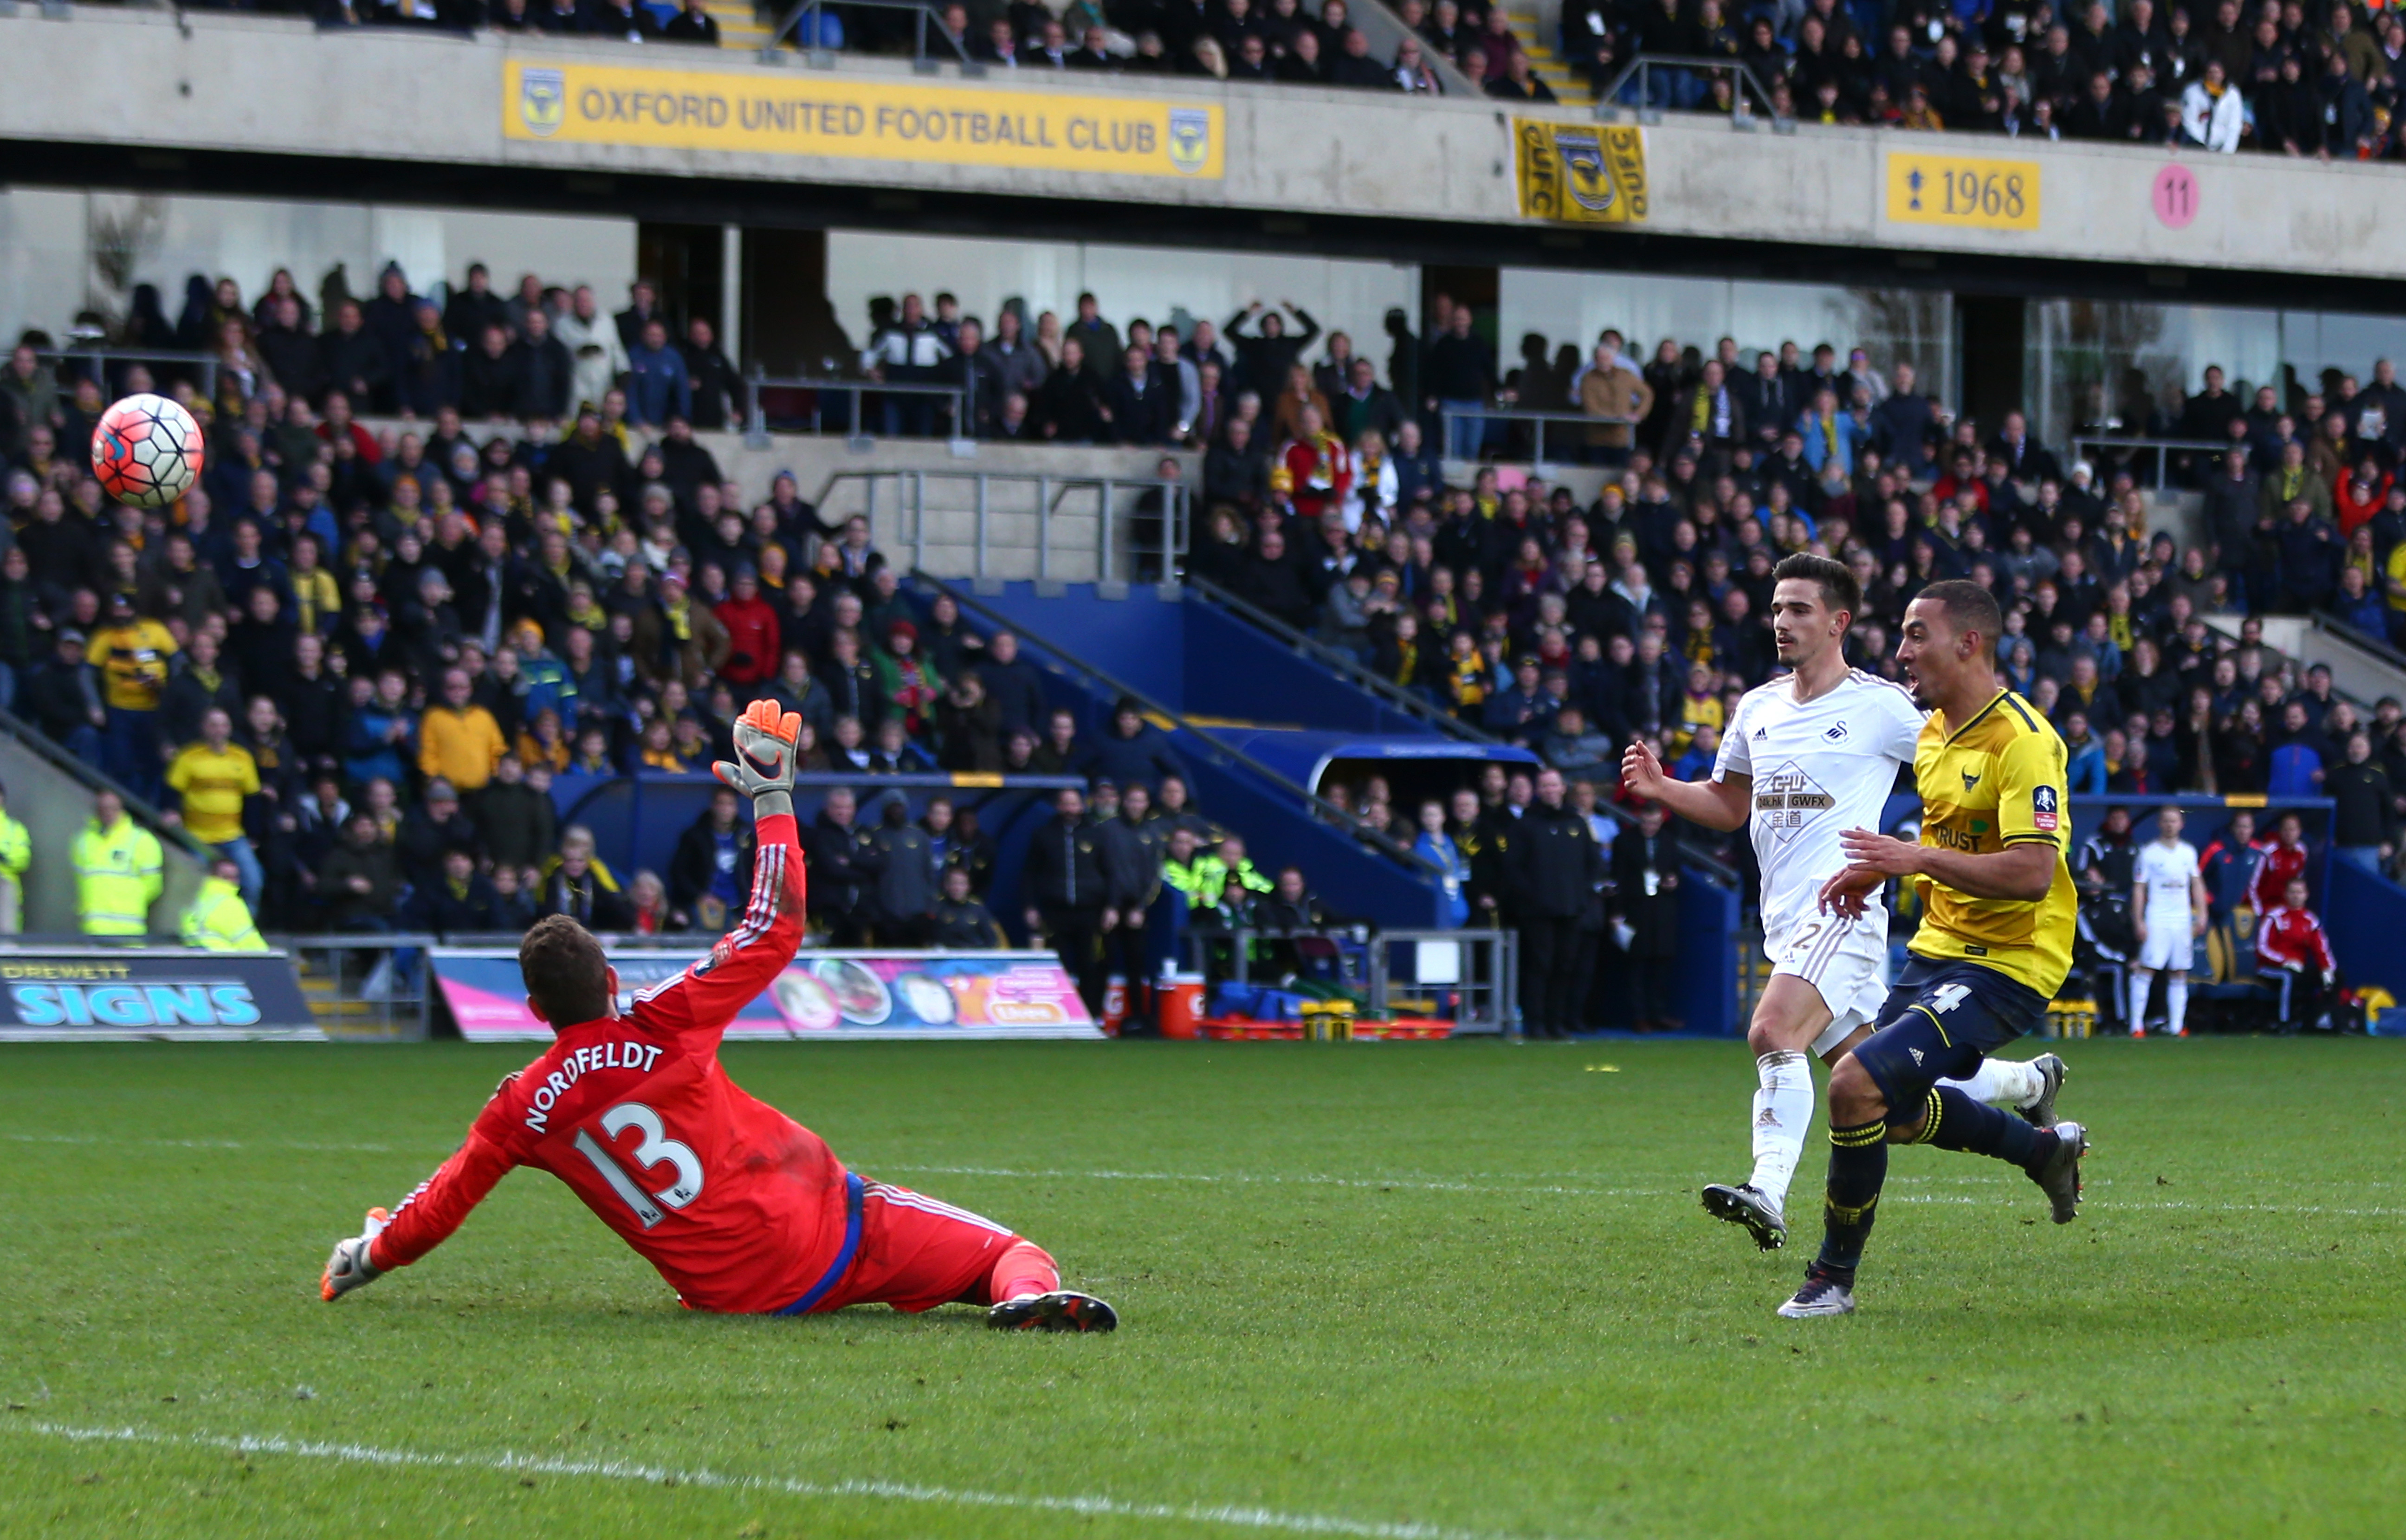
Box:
[638,702,811,1040]
[322,1128,515,1300]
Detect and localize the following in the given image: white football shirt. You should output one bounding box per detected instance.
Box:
[1713,669,1925,942]
[2134,839,2200,920]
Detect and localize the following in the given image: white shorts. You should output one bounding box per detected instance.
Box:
[1765,912,1889,1058]
[2136,922,2195,973]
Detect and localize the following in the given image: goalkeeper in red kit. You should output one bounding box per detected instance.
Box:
[320,701,1116,1333]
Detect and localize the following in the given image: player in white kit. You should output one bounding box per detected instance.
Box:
[1622,555,2064,1249]
[2129,806,2207,1038]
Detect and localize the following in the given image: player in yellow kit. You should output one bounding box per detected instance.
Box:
[1778,580,2090,1319]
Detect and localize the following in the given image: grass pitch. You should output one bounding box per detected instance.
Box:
[0,1037,2400,1540]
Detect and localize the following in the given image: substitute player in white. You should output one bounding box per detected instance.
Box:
[1622,554,2064,1249]
[2129,805,2207,1038]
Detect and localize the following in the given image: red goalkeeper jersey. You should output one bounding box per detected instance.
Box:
[369,812,852,1314]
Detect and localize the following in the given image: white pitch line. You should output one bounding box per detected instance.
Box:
[873,1164,1671,1199]
[0,1132,399,1155]
[6,1133,2400,1218]
[5,1423,1550,1540]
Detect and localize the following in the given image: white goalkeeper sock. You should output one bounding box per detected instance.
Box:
[1746,1050,1814,1212]
[2167,975,2189,1036]
[2129,970,2153,1034]
[1942,1058,2042,1109]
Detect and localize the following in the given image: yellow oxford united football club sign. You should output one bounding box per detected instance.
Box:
[505,59,1222,180]
[1514,118,1646,225]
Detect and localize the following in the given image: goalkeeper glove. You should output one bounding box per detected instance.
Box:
[714,699,802,821]
[320,1207,391,1301]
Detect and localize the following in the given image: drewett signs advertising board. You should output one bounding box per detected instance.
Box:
[0,951,321,1041]
[505,60,1224,180]
[433,948,1102,1042]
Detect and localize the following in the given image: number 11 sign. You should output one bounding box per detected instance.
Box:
[2153,163,2200,229]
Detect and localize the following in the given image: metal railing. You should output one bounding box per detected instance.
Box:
[2068,435,2233,491]
[746,370,970,442]
[1596,54,1793,129]
[1436,404,1636,468]
[36,347,222,401]
[550,769,1085,888]
[1179,579,1745,886]
[1177,925,1519,1035]
[821,467,1189,585]
[1187,575,1491,744]
[0,703,211,863]
[2199,610,2406,716]
[758,0,977,68]
[916,573,1440,875]
[1355,0,1481,97]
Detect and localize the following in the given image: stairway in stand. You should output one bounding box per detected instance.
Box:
[703,0,776,49]
[1509,7,1596,107]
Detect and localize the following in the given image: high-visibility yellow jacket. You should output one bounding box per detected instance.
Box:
[72,815,164,935]
[181,875,267,951]
[0,812,28,880]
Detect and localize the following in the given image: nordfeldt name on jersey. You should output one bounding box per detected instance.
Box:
[1712,671,1926,941]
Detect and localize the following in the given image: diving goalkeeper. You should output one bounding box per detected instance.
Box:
[320,701,1116,1333]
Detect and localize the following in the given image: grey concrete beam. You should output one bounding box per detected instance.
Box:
[5,9,2405,288]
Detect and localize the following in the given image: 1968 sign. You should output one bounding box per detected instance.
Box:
[1884,151,2042,232]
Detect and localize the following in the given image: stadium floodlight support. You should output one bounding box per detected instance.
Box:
[1595,54,1794,131]
[757,0,981,72]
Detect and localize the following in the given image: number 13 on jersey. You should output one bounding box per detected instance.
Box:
[573,1102,704,1228]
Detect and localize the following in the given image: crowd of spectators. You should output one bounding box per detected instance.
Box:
[0,259,1203,943]
[1566,0,2406,155]
[291,0,1468,96]
[1168,304,2406,899]
[6,257,2403,1032]
[133,0,2406,150]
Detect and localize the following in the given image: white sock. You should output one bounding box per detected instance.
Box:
[1747,1050,1813,1212]
[2129,970,2152,1034]
[2167,975,2189,1036]
[1942,1058,2041,1109]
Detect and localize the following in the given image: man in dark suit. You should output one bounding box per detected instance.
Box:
[1733,351,1798,452]
[1104,346,1174,446]
[1610,800,1683,1029]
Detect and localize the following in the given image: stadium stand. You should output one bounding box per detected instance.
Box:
[10,246,2406,1029]
[98,0,2406,153]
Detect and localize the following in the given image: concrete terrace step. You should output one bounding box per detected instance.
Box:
[1507,13,1595,104]
[704,0,775,45]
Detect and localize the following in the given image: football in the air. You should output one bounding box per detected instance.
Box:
[91,392,204,507]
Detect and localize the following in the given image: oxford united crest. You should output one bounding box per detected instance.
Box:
[1166,108,1210,175]
[1555,128,1617,217]
[520,68,567,138]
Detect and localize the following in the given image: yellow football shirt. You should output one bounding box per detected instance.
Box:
[93,619,178,712]
[1908,689,2077,997]
[165,743,261,846]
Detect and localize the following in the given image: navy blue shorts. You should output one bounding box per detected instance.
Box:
[1850,957,2051,1121]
